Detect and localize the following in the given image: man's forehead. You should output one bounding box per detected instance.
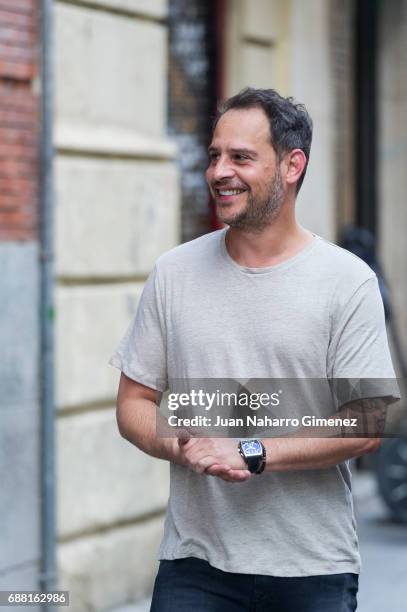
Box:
[211,107,271,147]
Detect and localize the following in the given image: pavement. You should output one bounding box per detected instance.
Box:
[353,470,407,612]
[110,470,407,612]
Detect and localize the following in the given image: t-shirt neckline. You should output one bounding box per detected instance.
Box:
[220,227,321,275]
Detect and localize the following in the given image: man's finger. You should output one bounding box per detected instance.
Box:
[206,464,251,482]
[205,463,231,475]
[191,456,224,474]
[228,469,251,481]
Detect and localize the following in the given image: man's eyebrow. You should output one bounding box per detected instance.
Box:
[231,148,258,158]
[207,146,258,158]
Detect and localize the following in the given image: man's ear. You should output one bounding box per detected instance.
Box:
[284,149,307,188]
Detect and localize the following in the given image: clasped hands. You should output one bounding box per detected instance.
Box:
[175,435,252,483]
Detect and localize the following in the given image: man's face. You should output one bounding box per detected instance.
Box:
[206,107,285,231]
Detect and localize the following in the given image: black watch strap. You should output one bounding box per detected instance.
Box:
[246,455,262,474]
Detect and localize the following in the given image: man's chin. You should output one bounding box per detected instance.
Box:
[217,214,242,228]
[217,210,274,233]
[217,214,248,230]
[216,205,246,227]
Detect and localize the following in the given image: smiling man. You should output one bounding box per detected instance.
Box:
[109,88,399,612]
[208,104,291,232]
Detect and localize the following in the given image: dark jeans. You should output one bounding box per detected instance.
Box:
[150,557,358,612]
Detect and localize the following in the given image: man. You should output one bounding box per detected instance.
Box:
[109,88,399,611]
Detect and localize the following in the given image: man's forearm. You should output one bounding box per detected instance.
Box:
[117,397,181,464]
[262,397,385,472]
[263,436,379,472]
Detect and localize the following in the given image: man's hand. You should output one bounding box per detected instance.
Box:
[177,436,251,483]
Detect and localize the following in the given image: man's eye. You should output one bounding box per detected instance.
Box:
[208,153,248,162]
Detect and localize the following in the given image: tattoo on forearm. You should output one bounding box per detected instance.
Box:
[339,398,387,437]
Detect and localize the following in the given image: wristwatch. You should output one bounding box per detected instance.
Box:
[238,439,266,474]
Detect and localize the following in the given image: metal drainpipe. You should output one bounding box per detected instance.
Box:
[39,0,56,606]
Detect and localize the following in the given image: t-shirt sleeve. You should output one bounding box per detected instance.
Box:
[108,264,168,391]
[327,275,400,406]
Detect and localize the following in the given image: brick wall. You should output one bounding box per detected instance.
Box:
[0,0,39,241]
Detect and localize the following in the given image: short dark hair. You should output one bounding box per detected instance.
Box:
[213,87,313,193]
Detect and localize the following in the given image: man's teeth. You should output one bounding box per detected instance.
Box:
[218,189,245,196]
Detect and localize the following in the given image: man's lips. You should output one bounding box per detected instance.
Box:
[213,187,248,202]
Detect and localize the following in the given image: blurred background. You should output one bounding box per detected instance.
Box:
[0,0,406,611]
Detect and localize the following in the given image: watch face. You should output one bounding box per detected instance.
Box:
[241,440,262,457]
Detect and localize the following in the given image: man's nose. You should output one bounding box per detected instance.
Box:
[212,156,235,182]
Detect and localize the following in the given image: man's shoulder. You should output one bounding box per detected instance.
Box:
[155,229,223,272]
[315,235,376,286]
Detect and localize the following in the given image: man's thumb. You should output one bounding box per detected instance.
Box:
[177,428,190,446]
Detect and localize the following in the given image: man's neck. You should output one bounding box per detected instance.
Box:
[225,218,314,269]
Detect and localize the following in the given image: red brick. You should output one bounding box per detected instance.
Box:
[0,208,36,223]
[0,60,36,80]
[0,228,34,240]
[0,26,36,46]
[0,0,40,242]
[0,44,36,61]
[0,143,37,161]
[0,176,37,195]
[0,191,35,207]
[0,100,39,118]
[0,9,36,29]
[0,97,38,113]
[0,157,37,176]
[0,122,38,145]
[0,0,36,15]
[0,108,39,128]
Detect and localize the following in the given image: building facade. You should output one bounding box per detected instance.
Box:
[0,1,406,610]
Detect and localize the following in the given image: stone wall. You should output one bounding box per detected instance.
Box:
[54,1,179,610]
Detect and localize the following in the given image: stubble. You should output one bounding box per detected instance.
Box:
[221,168,285,233]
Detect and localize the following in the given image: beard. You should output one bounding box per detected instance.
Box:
[218,168,285,233]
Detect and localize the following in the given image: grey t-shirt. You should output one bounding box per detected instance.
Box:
[109,229,399,577]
